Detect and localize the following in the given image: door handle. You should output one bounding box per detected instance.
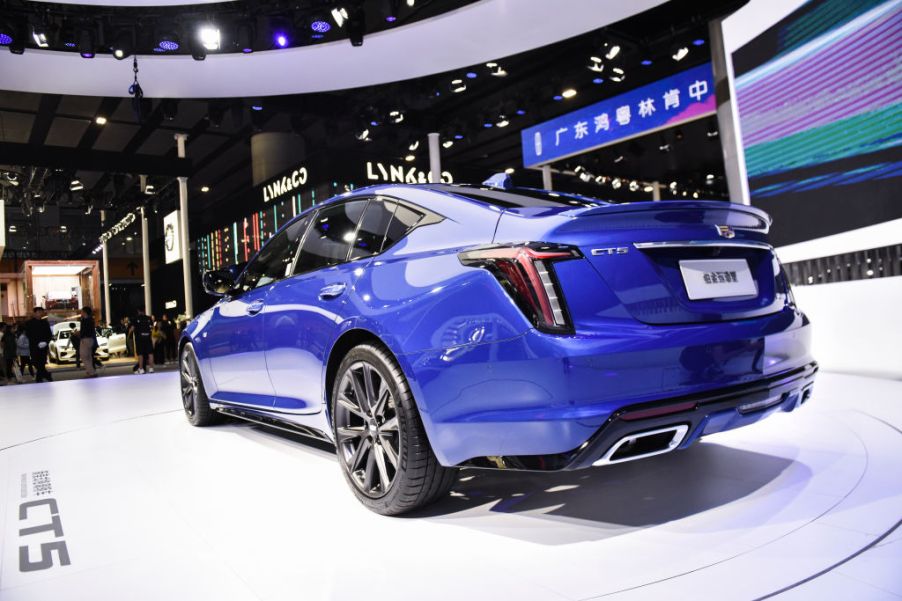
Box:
[246,299,265,315]
[318,283,347,300]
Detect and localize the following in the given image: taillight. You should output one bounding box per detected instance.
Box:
[458,243,580,333]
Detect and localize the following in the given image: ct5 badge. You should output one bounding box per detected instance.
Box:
[591,247,629,256]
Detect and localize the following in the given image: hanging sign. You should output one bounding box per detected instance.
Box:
[262,166,309,203]
[164,210,181,264]
[521,62,716,167]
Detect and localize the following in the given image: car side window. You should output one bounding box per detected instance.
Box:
[382,203,424,252]
[235,215,311,292]
[293,200,369,275]
[349,199,398,260]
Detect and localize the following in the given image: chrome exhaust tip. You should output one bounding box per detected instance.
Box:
[592,424,689,466]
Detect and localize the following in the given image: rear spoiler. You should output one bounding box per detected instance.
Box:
[562,200,772,228]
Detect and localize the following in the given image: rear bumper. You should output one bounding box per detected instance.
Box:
[397,307,814,467]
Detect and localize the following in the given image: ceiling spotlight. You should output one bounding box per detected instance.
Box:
[486,61,497,68]
[407,0,415,5]
[311,19,331,34]
[158,32,179,52]
[609,67,625,82]
[669,181,678,190]
[672,46,689,61]
[70,179,84,191]
[236,21,254,53]
[78,27,95,58]
[693,192,699,198]
[442,140,454,149]
[588,56,604,73]
[490,65,508,77]
[347,6,365,46]
[451,79,466,93]
[201,185,210,193]
[95,116,107,125]
[592,77,604,85]
[611,178,622,189]
[199,26,221,51]
[706,174,715,182]
[629,180,639,192]
[389,110,404,124]
[355,128,371,142]
[641,59,652,66]
[613,154,625,163]
[553,94,563,101]
[643,184,654,192]
[404,153,415,162]
[693,38,706,46]
[250,104,263,111]
[32,27,49,48]
[453,133,464,140]
[496,115,510,128]
[561,88,577,99]
[408,140,420,151]
[605,44,621,60]
[504,168,515,174]
[331,7,349,28]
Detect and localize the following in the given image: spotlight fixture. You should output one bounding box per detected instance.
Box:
[629,180,639,192]
[404,153,415,162]
[553,94,563,101]
[331,7,349,28]
[347,6,366,46]
[641,59,652,66]
[236,21,254,53]
[201,186,210,193]
[199,25,221,51]
[643,184,654,192]
[561,88,577,99]
[95,116,107,125]
[388,110,404,124]
[609,67,625,82]
[451,79,466,93]
[158,32,180,52]
[442,140,454,149]
[611,178,622,189]
[112,30,134,60]
[77,26,96,58]
[355,128,371,141]
[490,65,508,77]
[496,115,510,128]
[592,77,604,84]
[604,43,621,60]
[672,46,689,61]
[70,179,84,191]
[588,56,604,73]
[504,168,515,175]
[32,26,49,48]
[669,181,678,190]
[408,140,420,151]
[693,38,706,46]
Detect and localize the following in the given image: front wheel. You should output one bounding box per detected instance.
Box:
[180,344,218,426]
[332,343,457,516]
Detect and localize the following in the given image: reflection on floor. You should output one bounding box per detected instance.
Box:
[0,372,900,600]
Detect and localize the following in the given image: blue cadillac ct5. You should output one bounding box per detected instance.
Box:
[180,182,817,515]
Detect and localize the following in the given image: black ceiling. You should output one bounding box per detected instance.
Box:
[0,0,745,260]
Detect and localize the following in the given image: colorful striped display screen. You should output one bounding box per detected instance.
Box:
[197,182,350,272]
[733,0,902,245]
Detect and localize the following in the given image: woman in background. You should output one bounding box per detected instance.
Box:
[16,326,34,380]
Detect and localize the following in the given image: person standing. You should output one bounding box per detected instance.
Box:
[68,323,81,368]
[24,307,53,383]
[130,308,155,374]
[16,326,35,380]
[161,313,176,365]
[79,307,98,378]
[2,324,18,384]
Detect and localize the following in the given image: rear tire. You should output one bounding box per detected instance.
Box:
[331,343,456,515]
[180,343,218,426]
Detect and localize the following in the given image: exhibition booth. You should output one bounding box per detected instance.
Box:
[0,0,899,600]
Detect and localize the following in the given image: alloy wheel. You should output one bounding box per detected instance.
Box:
[334,361,401,498]
[180,350,199,417]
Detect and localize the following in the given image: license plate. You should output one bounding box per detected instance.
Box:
[679,259,757,300]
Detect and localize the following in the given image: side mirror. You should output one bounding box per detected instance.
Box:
[202,269,236,296]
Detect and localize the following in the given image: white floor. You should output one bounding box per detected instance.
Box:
[0,372,900,601]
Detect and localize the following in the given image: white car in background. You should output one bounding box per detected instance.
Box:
[100,327,127,356]
[48,321,111,364]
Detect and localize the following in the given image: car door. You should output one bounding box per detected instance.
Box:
[205,216,309,407]
[264,198,394,412]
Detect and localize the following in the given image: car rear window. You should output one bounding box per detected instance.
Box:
[429,184,603,209]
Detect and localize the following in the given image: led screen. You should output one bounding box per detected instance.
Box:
[733,0,902,245]
[197,183,350,273]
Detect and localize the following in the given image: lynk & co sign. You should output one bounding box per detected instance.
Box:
[365,161,453,184]
[262,166,309,203]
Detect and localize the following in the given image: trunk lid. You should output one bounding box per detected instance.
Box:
[494,201,789,325]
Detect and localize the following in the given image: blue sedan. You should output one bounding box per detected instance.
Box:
[180,182,817,515]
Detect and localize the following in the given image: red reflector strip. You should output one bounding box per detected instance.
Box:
[619,401,697,421]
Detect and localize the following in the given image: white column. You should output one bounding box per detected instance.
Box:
[427,132,441,184]
[100,210,111,326]
[174,133,193,318]
[709,18,750,205]
[140,206,151,315]
[541,165,553,190]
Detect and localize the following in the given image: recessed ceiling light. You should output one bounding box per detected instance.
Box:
[561,88,577,99]
[504,168,515,174]
[404,153,415,162]
[201,185,210,193]
[95,116,107,125]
